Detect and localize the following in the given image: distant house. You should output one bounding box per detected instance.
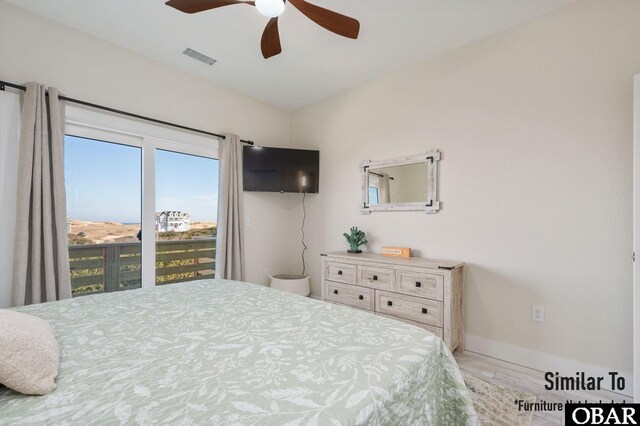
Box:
[156,211,190,232]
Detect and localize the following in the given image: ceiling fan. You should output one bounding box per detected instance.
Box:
[165,0,360,59]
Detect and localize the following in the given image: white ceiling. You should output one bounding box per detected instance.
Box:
[7,0,576,110]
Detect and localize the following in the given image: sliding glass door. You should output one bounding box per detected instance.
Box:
[65,135,142,296]
[154,149,218,286]
[64,126,218,296]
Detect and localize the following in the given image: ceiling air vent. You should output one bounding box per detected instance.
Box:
[182,47,217,66]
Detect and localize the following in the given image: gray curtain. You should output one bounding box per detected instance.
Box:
[216,134,245,281]
[12,83,71,306]
[378,173,391,204]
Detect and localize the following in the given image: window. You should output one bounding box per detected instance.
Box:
[65,135,142,296]
[155,149,218,286]
[368,186,379,205]
[64,122,219,296]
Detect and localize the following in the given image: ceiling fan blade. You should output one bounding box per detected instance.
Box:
[288,0,360,39]
[165,0,255,14]
[261,18,282,59]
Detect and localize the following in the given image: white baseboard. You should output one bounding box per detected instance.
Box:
[464,334,633,397]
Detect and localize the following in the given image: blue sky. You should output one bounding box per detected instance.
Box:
[64,136,218,223]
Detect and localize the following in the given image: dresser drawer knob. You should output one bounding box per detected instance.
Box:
[387,301,393,307]
[359,295,364,300]
[422,308,428,314]
[337,270,343,275]
[372,275,378,281]
[415,282,422,288]
[333,289,338,295]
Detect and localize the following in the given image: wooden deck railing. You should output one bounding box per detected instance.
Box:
[68,239,216,296]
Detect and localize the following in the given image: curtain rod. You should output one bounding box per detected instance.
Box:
[0,80,255,146]
[368,171,395,180]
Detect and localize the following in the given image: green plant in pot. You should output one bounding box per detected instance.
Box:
[343,227,368,254]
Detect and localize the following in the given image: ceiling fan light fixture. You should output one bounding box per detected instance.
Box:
[255,0,285,18]
[166,0,360,59]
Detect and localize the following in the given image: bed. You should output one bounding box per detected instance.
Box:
[0,280,477,425]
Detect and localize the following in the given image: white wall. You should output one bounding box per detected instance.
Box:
[292,0,640,393]
[0,1,297,307]
[0,91,21,308]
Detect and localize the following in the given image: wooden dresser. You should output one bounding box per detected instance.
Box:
[321,252,464,351]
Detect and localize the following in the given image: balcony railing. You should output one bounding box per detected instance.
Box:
[68,239,216,296]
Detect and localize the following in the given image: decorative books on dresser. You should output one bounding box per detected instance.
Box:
[321,251,464,351]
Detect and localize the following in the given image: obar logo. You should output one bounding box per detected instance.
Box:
[566,404,639,425]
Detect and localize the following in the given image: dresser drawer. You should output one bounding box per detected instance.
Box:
[396,270,444,301]
[376,291,443,327]
[327,301,372,313]
[325,261,356,284]
[377,313,444,339]
[325,281,374,311]
[357,265,394,291]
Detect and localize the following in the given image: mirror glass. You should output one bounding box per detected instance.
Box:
[367,163,429,205]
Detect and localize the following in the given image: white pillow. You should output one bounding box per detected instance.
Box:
[0,309,60,395]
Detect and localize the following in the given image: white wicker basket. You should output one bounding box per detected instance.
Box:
[268,274,311,297]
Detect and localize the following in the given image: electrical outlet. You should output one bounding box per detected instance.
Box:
[264,269,270,280]
[532,305,545,323]
[245,217,251,227]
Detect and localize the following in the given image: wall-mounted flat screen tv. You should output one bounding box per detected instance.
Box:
[243,146,319,193]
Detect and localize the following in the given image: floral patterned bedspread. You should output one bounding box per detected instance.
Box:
[0,280,477,425]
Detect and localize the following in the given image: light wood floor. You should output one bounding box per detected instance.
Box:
[453,350,631,425]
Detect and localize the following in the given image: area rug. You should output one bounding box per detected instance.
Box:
[463,374,537,426]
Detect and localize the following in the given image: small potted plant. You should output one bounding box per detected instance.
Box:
[343,227,368,254]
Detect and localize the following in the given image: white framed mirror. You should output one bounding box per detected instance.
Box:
[360,151,441,214]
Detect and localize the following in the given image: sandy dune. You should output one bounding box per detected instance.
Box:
[69,220,216,244]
